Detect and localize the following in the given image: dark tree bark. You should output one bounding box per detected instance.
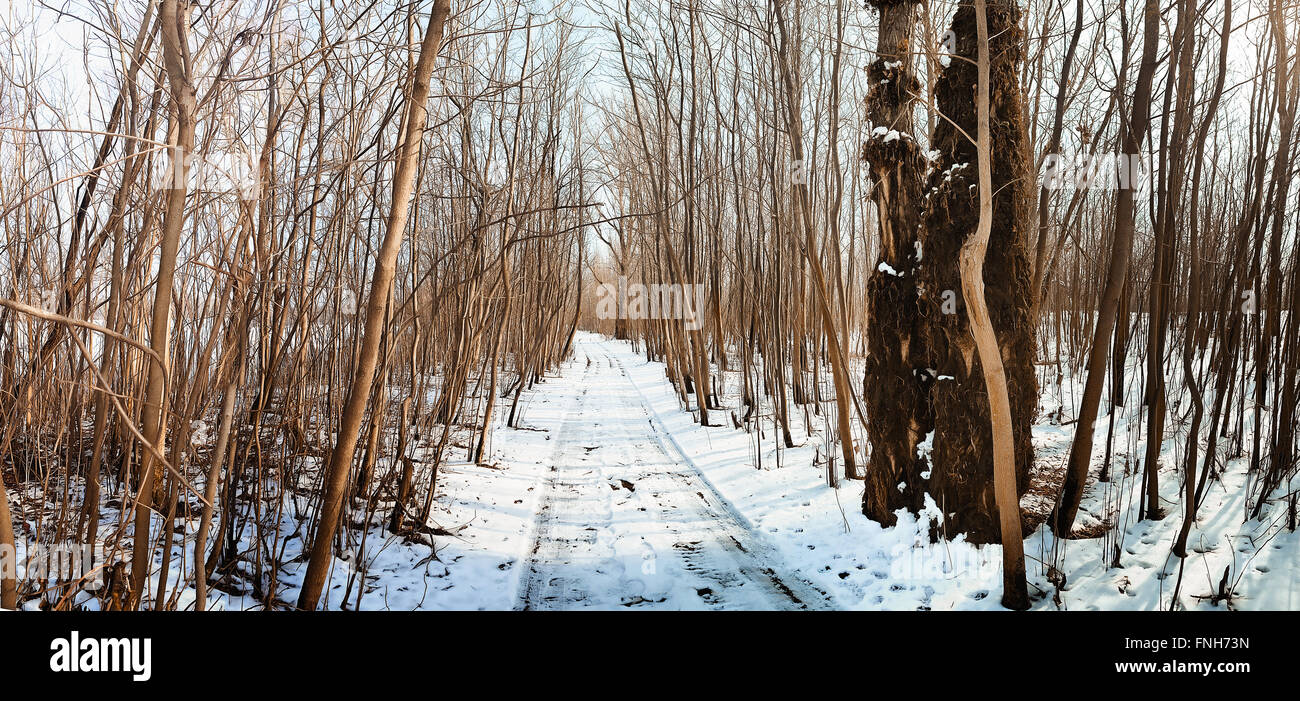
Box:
[1030,0,1084,305]
[1052,0,1161,535]
[1254,0,1300,517]
[916,0,1037,544]
[860,0,931,525]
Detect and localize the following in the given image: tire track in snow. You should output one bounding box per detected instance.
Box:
[517,356,619,609]
[601,343,832,610]
[515,336,832,610]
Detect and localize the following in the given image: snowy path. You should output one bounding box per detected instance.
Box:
[515,336,831,610]
[251,335,1296,611]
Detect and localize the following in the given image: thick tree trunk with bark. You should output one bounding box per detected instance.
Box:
[916,0,1037,544]
[860,0,932,525]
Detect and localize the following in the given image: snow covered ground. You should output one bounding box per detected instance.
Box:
[38,330,1289,611]
[404,331,1297,611]
[514,339,830,609]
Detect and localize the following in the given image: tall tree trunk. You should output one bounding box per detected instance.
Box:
[965,0,1028,610]
[474,21,531,464]
[918,0,1038,544]
[860,0,930,523]
[130,0,197,609]
[0,467,15,607]
[772,0,858,480]
[297,0,452,611]
[1052,0,1161,536]
[1029,0,1084,305]
[1174,0,1232,557]
[1254,0,1300,517]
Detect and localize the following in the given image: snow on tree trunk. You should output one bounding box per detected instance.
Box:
[861,0,932,526]
[916,0,1037,544]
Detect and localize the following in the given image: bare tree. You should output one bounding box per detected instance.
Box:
[298,0,452,611]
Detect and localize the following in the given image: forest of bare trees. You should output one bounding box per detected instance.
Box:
[0,0,1297,615]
